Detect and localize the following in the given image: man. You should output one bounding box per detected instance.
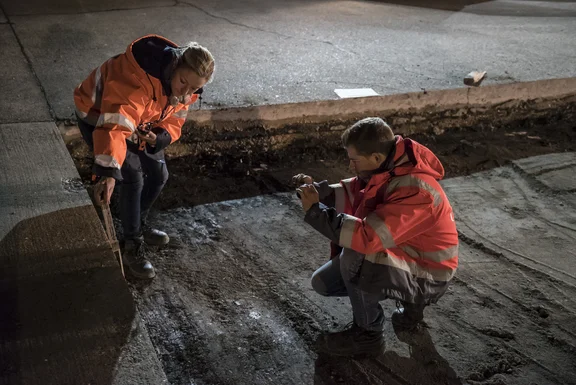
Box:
[74,35,215,279]
[295,117,458,357]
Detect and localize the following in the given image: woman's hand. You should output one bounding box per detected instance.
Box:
[137,129,157,146]
[93,177,116,206]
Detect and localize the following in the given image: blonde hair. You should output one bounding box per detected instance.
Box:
[177,42,215,83]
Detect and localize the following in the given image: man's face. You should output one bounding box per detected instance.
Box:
[346,146,383,177]
[171,66,208,101]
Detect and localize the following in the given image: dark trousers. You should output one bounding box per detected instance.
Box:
[311,249,385,331]
[121,149,168,240]
[78,118,168,240]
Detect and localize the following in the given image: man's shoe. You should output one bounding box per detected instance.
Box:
[392,302,425,332]
[142,225,170,246]
[122,239,156,279]
[315,323,384,357]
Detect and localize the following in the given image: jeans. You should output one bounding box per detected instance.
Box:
[120,150,168,240]
[311,249,385,331]
[77,117,168,240]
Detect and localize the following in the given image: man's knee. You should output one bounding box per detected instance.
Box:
[339,249,364,283]
[311,273,330,296]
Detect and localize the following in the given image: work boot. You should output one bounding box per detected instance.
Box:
[315,322,385,357]
[122,239,156,279]
[392,301,425,332]
[142,223,170,246]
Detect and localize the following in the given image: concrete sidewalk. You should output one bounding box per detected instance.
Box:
[1,0,575,122]
[0,124,167,384]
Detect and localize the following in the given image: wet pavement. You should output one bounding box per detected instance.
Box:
[129,151,576,385]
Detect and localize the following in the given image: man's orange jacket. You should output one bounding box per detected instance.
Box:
[307,136,458,304]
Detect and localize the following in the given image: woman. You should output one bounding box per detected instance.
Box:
[74,35,215,279]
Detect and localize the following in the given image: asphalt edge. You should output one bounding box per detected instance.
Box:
[60,77,576,143]
[186,77,576,127]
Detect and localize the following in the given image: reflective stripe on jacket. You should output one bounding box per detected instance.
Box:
[307,136,458,304]
[74,35,198,178]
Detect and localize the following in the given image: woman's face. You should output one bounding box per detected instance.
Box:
[170,66,208,101]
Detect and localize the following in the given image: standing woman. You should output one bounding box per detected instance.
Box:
[74,35,215,279]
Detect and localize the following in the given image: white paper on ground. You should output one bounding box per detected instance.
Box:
[334,88,379,98]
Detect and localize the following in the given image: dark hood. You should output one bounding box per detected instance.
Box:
[131,36,178,96]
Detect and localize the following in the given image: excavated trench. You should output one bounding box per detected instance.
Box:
[67,98,576,385]
[68,97,576,210]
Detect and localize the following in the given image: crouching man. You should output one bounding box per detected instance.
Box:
[295,117,458,357]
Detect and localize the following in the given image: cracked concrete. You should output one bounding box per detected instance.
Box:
[179,0,361,58]
[0,0,176,16]
[180,1,298,41]
[0,25,51,122]
[0,6,7,23]
[0,122,167,385]
[2,0,575,119]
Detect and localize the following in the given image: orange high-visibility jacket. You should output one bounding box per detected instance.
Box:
[307,136,458,304]
[74,35,198,179]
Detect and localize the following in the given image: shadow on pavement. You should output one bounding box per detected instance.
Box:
[314,326,461,385]
[0,206,135,385]
[367,0,576,17]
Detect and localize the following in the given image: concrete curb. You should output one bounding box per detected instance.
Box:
[158,77,576,162]
[61,77,576,144]
[0,122,168,385]
[187,77,576,128]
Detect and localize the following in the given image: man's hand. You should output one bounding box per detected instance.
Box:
[93,177,116,206]
[296,184,320,212]
[292,173,313,186]
[137,129,157,146]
